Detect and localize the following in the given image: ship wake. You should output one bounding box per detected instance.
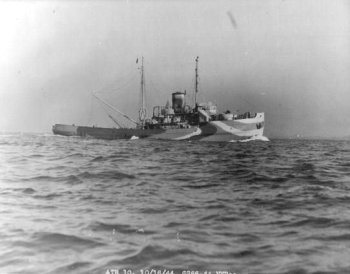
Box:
[230,135,270,143]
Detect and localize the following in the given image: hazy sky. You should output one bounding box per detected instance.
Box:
[0,0,349,138]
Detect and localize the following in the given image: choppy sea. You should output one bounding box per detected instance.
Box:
[1,133,350,274]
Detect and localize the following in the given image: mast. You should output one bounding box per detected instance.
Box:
[194,56,199,107]
[138,56,147,125]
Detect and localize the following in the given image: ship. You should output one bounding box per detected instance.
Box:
[52,57,265,141]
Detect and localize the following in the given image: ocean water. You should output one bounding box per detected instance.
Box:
[1,133,350,274]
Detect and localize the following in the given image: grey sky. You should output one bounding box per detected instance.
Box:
[0,0,349,138]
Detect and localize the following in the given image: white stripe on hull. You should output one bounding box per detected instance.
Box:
[206,112,265,141]
[211,121,264,136]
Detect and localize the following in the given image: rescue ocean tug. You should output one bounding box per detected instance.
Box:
[53,57,265,141]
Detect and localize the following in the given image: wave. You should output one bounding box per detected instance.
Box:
[87,221,156,235]
[229,135,270,143]
[77,170,136,180]
[109,244,197,265]
[47,261,92,274]
[138,207,169,214]
[182,183,221,189]
[2,134,350,274]
[31,232,104,249]
[22,175,83,185]
[32,193,62,200]
[22,171,135,184]
[22,188,36,194]
[91,156,104,162]
[284,217,337,229]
